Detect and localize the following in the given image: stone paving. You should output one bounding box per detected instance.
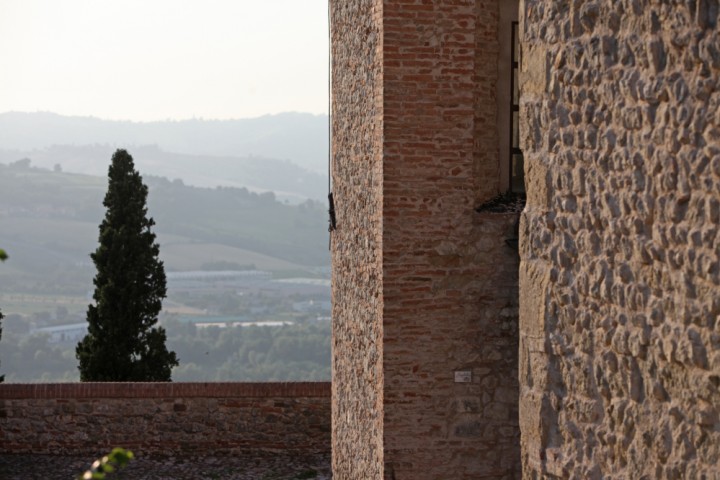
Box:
[0,452,331,480]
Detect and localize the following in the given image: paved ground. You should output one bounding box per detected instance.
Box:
[0,453,331,480]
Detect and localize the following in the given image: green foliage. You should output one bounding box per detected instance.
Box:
[0,331,81,382]
[168,320,331,381]
[0,320,331,382]
[77,448,134,480]
[76,150,178,381]
[0,249,7,261]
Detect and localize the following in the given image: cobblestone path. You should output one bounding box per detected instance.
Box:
[0,452,331,480]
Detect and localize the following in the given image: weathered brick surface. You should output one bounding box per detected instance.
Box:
[330,0,385,479]
[382,3,520,476]
[332,1,521,478]
[383,212,520,480]
[0,382,330,457]
[519,1,720,478]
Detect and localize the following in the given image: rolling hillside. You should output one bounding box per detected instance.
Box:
[0,160,330,296]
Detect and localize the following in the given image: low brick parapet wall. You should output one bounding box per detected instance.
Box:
[0,382,331,456]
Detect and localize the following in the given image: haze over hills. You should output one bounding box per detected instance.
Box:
[0,144,325,203]
[0,111,332,292]
[0,111,328,170]
[0,112,329,202]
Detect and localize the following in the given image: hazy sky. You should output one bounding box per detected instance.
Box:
[0,0,328,121]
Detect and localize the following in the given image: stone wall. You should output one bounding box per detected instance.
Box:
[330,0,385,478]
[332,1,521,478]
[0,382,330,456]
[519,1,720,478]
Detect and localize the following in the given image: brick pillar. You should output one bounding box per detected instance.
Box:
[332,1,520,478]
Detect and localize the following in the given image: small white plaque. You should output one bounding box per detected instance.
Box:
[454,371,472,383]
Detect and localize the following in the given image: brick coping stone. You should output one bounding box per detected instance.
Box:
[0,382,331,399]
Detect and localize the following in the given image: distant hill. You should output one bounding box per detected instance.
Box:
[0,145,326,203]
[0,111,329,173]
[0,162,330,295]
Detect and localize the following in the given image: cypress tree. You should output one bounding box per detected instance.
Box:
[76,149,178,381]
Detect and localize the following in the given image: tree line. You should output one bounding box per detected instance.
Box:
[0,320,330,383]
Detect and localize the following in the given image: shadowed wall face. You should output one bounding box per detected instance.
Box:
[519,1,720,478]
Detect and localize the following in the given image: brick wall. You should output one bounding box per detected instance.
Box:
[519,1,720,478]
[332,1,521,478]
[0,382,330,456]
[383,1,521,477]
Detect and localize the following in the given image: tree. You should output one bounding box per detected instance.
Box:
[76,149,178,381]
